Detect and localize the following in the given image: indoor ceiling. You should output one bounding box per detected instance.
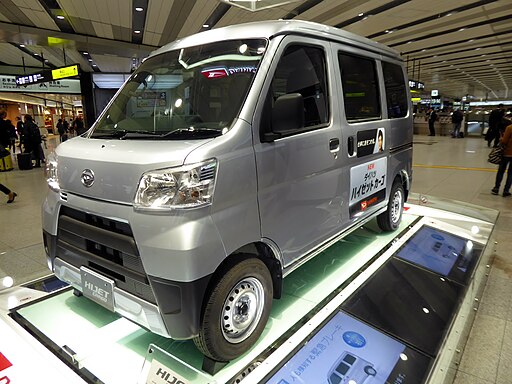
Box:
[0,0,510,100]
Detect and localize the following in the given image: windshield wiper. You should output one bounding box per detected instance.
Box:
[90,130,161,140]
[162,127,221,139]
[119,131,161,140]
[90,130,129,139]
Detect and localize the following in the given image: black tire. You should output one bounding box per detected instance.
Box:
[193,258,273,361]
[377,179,404,232]
[364,366,377,376]
[73,288,83,297]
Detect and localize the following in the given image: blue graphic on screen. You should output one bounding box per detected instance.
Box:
[343,331,366,348]
[266,312,405,384]
[396,226,467,276]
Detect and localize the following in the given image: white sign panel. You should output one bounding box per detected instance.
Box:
[349,158,387,217]
[0,75,81,94]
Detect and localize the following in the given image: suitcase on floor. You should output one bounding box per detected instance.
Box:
[0,148,13,172]
[17,152,33,170]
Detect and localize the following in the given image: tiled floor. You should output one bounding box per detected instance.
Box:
[1,133,511,383]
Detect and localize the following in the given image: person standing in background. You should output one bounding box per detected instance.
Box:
[16,116,25,151]
[0,111,9,149]
[6,119,18,153]
[487,103,505,147]
[492,120,512,197]
[23,114,42,168]
[428,108,438,136]
[56,118,67,142]
[73,115,86,136]
[451,109,464,138]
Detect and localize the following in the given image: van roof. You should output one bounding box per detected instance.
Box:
[150,20,401,61]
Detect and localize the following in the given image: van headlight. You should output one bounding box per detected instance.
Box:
[133,159,217,210]
[45,152,60,192]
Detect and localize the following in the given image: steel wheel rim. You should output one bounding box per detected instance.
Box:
[221,277,265,343]
[391,189,403,224]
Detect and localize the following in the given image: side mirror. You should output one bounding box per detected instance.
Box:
[272,93,304,133]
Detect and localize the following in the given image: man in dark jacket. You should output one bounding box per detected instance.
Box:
[487,104,505,147]
[23,115,42,167]
[0,111,10,149]
[451,109,464,138]
[73,115,86,136]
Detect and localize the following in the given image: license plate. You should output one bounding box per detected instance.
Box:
[80,267,115,312]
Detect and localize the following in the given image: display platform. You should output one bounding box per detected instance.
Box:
[1,194,498,384]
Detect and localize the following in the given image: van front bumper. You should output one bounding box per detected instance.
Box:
[46,246,210,340]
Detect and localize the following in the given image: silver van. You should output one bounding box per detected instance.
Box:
[42,20,412,361]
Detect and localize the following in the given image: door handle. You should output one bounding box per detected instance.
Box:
[329,138,340,152]
[348,136,355,156]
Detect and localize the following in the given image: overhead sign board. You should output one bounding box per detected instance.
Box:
[15,72,51,86]
[52,64,79,80]
[15,64,80,86]
[409,80,425,90]
[1,75,81,94]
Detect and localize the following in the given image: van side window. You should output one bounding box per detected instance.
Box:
[269,44,329,129]
[382,62,408,118]
[338,53,381,122]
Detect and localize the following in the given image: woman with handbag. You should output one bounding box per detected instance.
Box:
[492,119,512,197]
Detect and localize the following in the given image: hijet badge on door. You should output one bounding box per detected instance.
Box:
[349,157,387,218]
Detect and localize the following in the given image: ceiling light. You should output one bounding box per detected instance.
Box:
[459,28,465,31]
[421,49,426,52]
[56,15,65,20]
[135,7,143,11]
[358,12,364,17]
[203,24,209,28]
[468,39,474,42]
[83,51,88,55]
[92,64,97,66]
[445,13,452,17]
[88,58,93,61]
[19,44,25,47]
[134,30,141,34]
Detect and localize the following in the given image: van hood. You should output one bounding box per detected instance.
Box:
[55,137,211,204]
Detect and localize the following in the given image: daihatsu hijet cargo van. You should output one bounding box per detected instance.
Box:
[43,20,412,362]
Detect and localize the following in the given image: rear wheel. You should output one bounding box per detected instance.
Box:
[377,179,404,232]
[194,258,273,361]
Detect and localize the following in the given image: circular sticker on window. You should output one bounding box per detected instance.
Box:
[343,331,366,348]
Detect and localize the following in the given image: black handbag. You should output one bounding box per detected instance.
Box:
[488,146,503,165]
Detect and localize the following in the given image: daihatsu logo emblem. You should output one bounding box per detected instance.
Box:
[81,169,95,187]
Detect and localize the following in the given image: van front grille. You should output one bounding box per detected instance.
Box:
[56,206,155,304]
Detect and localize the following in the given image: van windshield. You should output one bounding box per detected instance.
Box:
[90,39,267,140]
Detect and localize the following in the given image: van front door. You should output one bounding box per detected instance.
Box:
[253,38,343,268]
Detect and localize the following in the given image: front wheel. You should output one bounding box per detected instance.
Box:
[377,180,404,232]
[194,258,273,361]
[364,366,377,376]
